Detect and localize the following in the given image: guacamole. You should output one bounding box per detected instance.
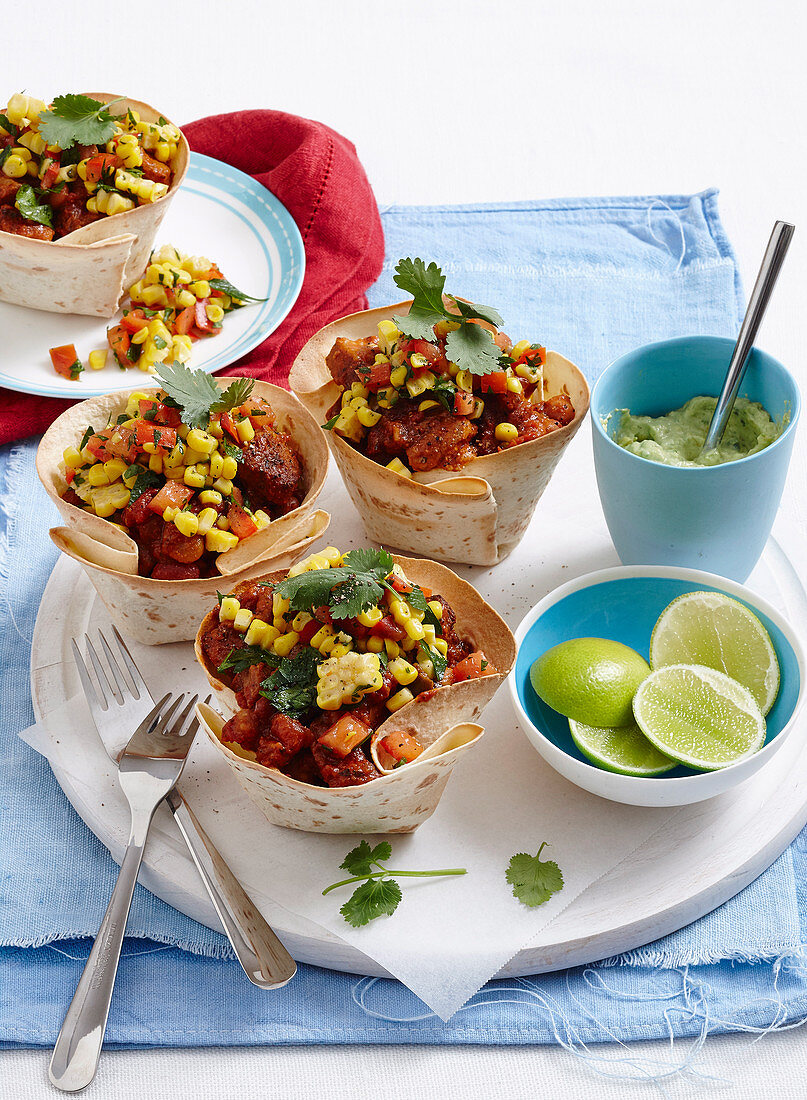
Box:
[615,396,782,467]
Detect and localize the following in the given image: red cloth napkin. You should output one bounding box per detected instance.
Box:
[1,109,384,445]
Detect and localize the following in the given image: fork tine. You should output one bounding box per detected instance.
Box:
[152,693,187,737]
[171,695,200,738]
[71,638,102,712]
[85,635,123,706]
[96,630,139,700]
[109,627,146,698]
[133,692,174,738]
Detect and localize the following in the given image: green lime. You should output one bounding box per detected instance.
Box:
[569,719,677,776]
[529,638,650,727]
[650,591,779,715]
[632,663,766,771]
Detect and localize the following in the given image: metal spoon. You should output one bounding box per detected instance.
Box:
[701,220,795,454]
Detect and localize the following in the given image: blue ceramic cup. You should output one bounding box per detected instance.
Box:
[591,336,800,582]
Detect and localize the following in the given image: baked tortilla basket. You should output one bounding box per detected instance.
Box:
[0,93,189,317]
[36,379,330,644]
[289,301,590,566]
[195,555,517,833]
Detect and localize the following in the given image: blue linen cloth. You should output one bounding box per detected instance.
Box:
[3,189,806,1051]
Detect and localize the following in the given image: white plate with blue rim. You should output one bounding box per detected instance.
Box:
[0,152,305,398]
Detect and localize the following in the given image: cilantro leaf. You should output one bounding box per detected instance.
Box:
[506,844,564,908]
[321,414,339,430]
[445,324,503,375]
[222,441,243,463]
[419,642,447,683]
[340,840,392,877]
[38,94,121,149]
[210,377,255,415]
[69,359,83,380]
[154,363,253,429]
[0,114,18,138]
[406,585,442,634]
[218,645,281,675]
[392,257,447,315]
[127,467,161,503]
[446,295,504,329]
[15,184,53,228]
[259,647,320,718]
[276,549,395,620]
[79,426,95,451]
[340,878,402,928]
[208,278,268,306]
[393,305,446,343]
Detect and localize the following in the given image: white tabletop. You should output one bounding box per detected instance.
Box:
[5,0,807,1094]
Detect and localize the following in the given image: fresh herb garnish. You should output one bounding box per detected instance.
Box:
[218,645,281,675]
[392,257,505,376]
[406,585,442,634]
[323,840,466,928]
[0,113,19,138]
[38,93,122,149]
[126,343,141,364]
[259,647,320,718]
[222,441,243,462]
[506,843,564,908]
[14,184,54,227]
[115,413,130,425]
[79,426,95,451]
[69,359,83,380]
[154,362,255,430]
[152,335,167,350]
[429,373,458,410]
[208,278,268,306]
[127,467,161,503]
[418,642,447,683]
[321,414,339,430]
[276,548,395,620]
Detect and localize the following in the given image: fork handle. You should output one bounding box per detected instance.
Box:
[49,815,152,1093]
[167,790,296,989]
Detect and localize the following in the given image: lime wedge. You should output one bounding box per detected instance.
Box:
[632,664,766,771]
[529,638,650,727]
[650,591,779,715]
[569,719,677,776]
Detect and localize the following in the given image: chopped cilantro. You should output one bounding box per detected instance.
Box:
[406,585,442,634]
[69,360,83,380]
[38,93,123,149]
[208,278,268,307]
[15,184,53,227]
[222,441,243,462]
[218,645,280,675]
[127,468,161,503]
[259,647,320,718]
[79,426,94,451]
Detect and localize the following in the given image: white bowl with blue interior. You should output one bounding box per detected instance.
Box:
[509,566,806,807]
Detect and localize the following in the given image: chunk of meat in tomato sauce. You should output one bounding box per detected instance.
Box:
[496,392,567,442]
[238,427,303,513]
[158,523,205,564]
[365,402,425,460]
[325,336,379,390]
[223,698,275,754]
[542,393,576,426]
[282,748,324,785]
[256,714,313,769]
[0,207,54,240]
[234,662,267,709]
[406,411,477,472]
[201,622,244,678]
[53,194,101,237]
[140,151,171,186]
[0,177,21,205]
[311,741,380,787]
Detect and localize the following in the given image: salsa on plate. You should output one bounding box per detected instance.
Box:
[199,548,498,787]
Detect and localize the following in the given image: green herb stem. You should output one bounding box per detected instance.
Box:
[322,868,467,895]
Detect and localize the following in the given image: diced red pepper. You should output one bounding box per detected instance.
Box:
[148,481,194,516]
[317,715,372,758]
[193,299,214,335]
[174,306,195,336]
[379,731,424,764]
[370,614,406,642]
[219,412,240,444]
[453,390,475,416]
[451,651,496,683]
[389,576,414,596]
[479,371,508,394]
[297,619,321,647]
[64,467,76,484]
[49,344,82,380]
[227,505,258,540]
[121,310,150,335]
[107,325,131,367]
[134,420,177,450]
[83,153,123,183]
[41,156,60,190]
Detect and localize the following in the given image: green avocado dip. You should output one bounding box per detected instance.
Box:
[615,396,782,467]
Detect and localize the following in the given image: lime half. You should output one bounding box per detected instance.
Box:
[529,638,650,727]
[632,663,766,771]
[650,591,779,715]
[569,719,677,777]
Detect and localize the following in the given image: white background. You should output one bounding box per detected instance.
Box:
[3,0,807,1095]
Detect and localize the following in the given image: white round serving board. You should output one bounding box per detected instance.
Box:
[31,426,807,977]
[0,153,305,398]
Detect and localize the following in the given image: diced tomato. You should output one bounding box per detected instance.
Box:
[85,430,113,461]
[227,505,258,540]
[64,467,76,484]
[453,390,475,415]
[174,306,195,336]
[297,619,321,646]
[379,731,424,764]
[493,331,512,352]
[41,158,60,190]
[105,428,138,463]
[108,325,131,367]
[147,481,194,516]
[193,299,214,335]
[420,586,433,599]
[389,575,414,596]
[219,412,240,444]
[134,420,177,449]
[49,344,82,380]
[317,715,372,758]
[523,345,546,365]
[313,605,333,625]
[451,651,496,683]
[237,399,275,430]
[363,360,391,391]
[83,153,123,184]
[120,310,150,335]
[139,399,181,427]
[370,614,406,642]
[407,339,443,365]
[479,370,508,394]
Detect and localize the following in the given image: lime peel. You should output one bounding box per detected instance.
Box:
[569,719,677,777]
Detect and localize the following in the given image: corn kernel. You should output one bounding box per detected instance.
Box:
[515,362,542,384]
[208,420,224,440]
[506,375,524,394]
[495,422,519,443]
[364,635,383,653]
[211,477,231,497]
[205,528,239,553]
[273,631,300,657]
[405,370,435,398]
[244,618,270,647]
[357,607,383,627]
[148,453,163,474]
[273,593,290,618]
[196,507,218,535]
[62,446,83,468]
[384,640,401,659]
[88,349,108,371]
[173,511,199,537]
[187,428,218,455]
[390,600,411,625]
[376,387,398,409]
[356,405,381,428]
[198,489,221,506]
[208,451,224,477]
[418,400,440,412]
[88,463,110,487]
[510,339,531,360]
[389,658,418,685]
[409,353,428,370]
[216,516,230,530]
[320,546,342,565]
[456,370,473,391]
[233,608,253,633]
[390,365,408,388]
[253,509,271,529]
[403,618,425,642]
[386,458,412,478]
[189,280,211,299]
[1,155,27,179]
[221,456,238,480]
[206,303,225,323]
[377,319,400,353]
[259,624,281,650]
[291,612,313,632]
[386,688,414,713]
[176,288,196,309]
[434,638,449,657]
[311,625,335,651]
[103,458,128,482]
[422,624,437,646]
[236,418,255,444]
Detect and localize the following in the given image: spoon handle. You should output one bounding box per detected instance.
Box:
[702,220,795,452]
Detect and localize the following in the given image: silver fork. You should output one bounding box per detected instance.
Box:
[72,629,296,992]
[50,691,199,1092]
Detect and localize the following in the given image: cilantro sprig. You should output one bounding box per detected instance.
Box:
[209,278,268,306]
[154,362,255,430]
[38,94,122,150]
[259,647,320,718]
[218,645,281,676]
[15,184,53,228]
[323,841,467,927]
[276,548,396,620]
[392,258,506,376]
[506,843,564,908]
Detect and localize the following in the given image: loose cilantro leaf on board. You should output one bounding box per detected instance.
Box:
[391,257,506,375]
[340,879,403,928]
[127,467,161,503]
[259,647,320,718]
[38,93,122,149]
[506,843,564,908]
[219,645,281,675]
[323,841,466,927]
[154,362,254,429]
[276,549,395,620]
[15,184,53,227]
[208,278,268,306]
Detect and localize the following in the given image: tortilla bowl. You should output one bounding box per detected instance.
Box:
[36,379,331,644]
[0,93,189,317]
[195,554,517,833]
[288,300,590,566]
